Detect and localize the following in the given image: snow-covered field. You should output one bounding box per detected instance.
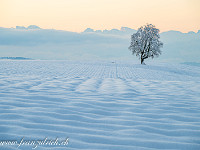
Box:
[0,60,200,150]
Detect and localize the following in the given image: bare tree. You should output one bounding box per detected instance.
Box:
[129,24,163,64]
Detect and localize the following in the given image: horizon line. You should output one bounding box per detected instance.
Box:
[1,25,200,34]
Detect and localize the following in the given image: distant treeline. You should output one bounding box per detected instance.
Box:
[0,57,32,60]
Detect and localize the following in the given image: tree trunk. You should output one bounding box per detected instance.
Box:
[141,57,144,64]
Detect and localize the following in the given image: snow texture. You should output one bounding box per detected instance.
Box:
[0,60,200,150]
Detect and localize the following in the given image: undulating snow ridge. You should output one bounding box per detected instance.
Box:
[0,60,200,150]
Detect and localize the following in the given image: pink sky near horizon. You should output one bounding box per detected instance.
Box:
[1,0,200,33]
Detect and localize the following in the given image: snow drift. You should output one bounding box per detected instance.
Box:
[0,60,200,150]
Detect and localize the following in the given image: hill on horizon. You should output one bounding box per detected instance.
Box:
[0,25,199,63]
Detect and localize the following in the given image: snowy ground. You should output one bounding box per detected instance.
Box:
[0,60,200,150]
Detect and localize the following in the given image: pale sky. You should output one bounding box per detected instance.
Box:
[1,0,200,32]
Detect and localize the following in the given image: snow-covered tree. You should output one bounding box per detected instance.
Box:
[129,24,163,64]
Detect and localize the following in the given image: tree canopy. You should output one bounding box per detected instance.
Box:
[129,24,163,64]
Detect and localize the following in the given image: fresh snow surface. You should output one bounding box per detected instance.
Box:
[0,60,200,150]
